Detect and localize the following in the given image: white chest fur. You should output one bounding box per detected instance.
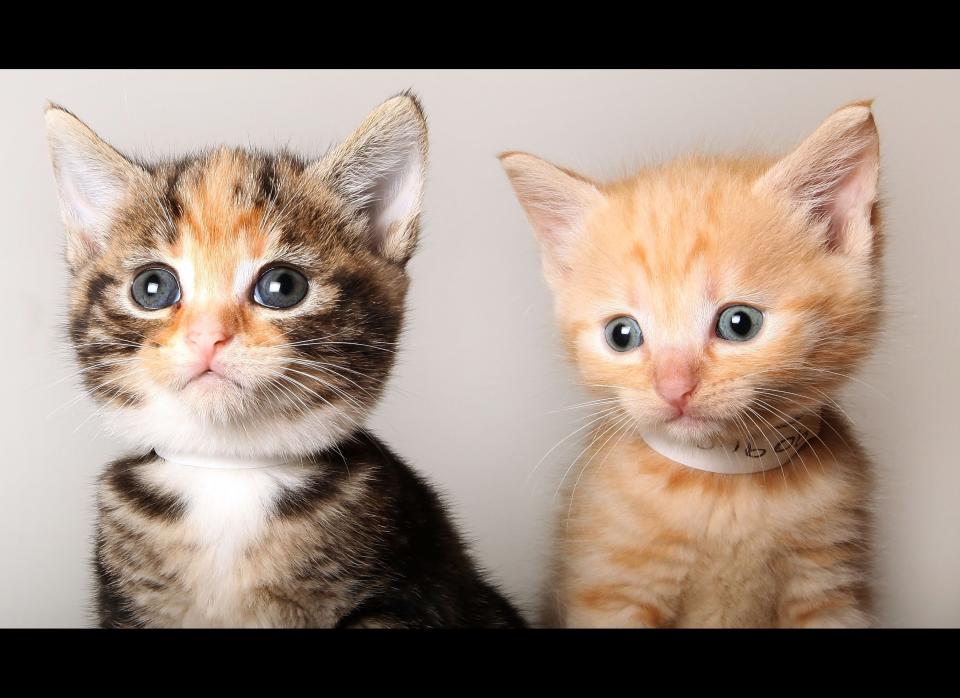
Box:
[141,458,314,627]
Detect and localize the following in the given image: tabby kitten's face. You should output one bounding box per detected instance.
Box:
[502,102,882,443]
[47,96,427,457]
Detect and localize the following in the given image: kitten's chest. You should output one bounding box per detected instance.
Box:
[678,537,781,627]
[138,462,311,627]
[568,445,846,627]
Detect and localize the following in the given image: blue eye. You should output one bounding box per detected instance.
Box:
[131,268,180,310]
[716,305,763,341]
[604,316,643,352]
[254,267,309,309]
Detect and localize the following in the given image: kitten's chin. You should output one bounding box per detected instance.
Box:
[641,411,736,445]
[657,416,723,444]
[176,371,252,416]
[654,410,776,446]
[98,392,363,459]
[183,370,243,391]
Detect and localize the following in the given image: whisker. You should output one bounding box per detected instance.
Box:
[554,410,630,500]
[565,412,637,529]
[527,405,623,485]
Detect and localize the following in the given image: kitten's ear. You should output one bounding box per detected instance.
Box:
[754,100,880,258]
[44,104,145,268]
[499,152,604,283]
[311,93,428,264]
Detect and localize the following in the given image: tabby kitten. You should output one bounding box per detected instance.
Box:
[501,102,882,628]
[47,95,524,628]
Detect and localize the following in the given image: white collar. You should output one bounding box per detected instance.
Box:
[640,412,822,475]
[154,448,297,470]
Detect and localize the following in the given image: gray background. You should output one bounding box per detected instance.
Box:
[1,69,957,627]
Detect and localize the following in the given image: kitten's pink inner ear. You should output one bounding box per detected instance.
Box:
[755,102,880,258]
[499,152,604,278]
[823,149,879,256]
[44,106,145,266]
[310,94,427,265]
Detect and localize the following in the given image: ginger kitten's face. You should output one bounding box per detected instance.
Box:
[503,102,882,443]
[47,96,427,457]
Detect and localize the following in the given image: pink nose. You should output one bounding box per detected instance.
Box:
[186,317,232,365]
[654,354,699,413]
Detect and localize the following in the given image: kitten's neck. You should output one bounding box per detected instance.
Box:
[104,396,362,463]
[639,411,823,475]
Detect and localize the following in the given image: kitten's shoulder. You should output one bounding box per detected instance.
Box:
[278,429,436,517]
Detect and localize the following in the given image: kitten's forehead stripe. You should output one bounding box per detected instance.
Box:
[681,231,711,278]
[158,158,192,240]
[257,159,280,204]
[629,241,651,277]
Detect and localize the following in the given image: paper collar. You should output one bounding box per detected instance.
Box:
[153,448,295,470]
[640,412,822,475]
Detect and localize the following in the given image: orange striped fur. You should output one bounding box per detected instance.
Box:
[503,102,882,627]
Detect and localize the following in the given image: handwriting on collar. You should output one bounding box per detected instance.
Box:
[693,422,816,458]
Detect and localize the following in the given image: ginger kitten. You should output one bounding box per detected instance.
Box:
[501,102,882,628]
[47,95,524,628]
